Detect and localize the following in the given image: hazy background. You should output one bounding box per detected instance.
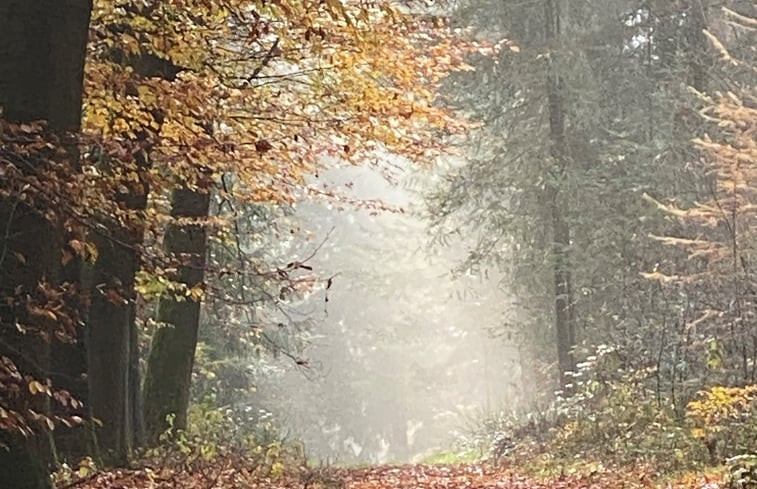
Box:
[254,159,525,464]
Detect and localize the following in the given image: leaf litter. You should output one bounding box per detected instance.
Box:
[70,461,725,489]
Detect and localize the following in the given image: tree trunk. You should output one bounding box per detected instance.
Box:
[0,1,91,487]
[86,219,142,464]
[85,143,151,464]
[543,0,576,384]
[130,303,146,447]
[143,186,210,442]
[684,0,709,93]
[0,2,91,130]
[86,49,174,462]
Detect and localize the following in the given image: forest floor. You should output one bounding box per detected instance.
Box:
[69,461,724,489]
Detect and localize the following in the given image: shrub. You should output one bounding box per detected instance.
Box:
[146,400,304,480]
[478,346,712,472]
[687,385,757,462]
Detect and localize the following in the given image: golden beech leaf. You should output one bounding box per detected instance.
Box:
[28,380,45,395]
[84,242,99,263]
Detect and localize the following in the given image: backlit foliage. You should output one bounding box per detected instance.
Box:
[642,28,757,385]
[0,0,492,438]
[687,385,757,447]
[80,0,493,318]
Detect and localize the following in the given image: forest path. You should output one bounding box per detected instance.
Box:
[71,463,515,489]
[337,463,720,489]
[340,463,532,489]
[71,461,721,489]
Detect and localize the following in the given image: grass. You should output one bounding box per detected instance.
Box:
[420,449,483,465]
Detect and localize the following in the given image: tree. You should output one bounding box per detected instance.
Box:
[79,0,480,443]
[644,10,757,389]
[430,0,744,401]
[143,185,211,440]
[542,0,576,384]
[0,0,485,477]
[0,1,92,487]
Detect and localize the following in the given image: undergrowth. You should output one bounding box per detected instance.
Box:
[468,345,757,479]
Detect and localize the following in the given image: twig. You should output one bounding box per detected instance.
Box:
[0,198,20,270]
[244,37,281,84]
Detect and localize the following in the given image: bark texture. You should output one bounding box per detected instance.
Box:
[143,186,210,441]
[86,144,151,463]
[86,46,174,463]
[543,0,576,383]
[0,1,92,486]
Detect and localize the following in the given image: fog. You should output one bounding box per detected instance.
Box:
[256,160,525,464]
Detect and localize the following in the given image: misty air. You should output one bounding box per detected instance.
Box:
[0,1,755,489]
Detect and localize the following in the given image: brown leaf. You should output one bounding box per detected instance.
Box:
[255,139,273,154]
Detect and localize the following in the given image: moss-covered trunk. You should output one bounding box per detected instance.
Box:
[143,186,210,442]
[0,1,91,486]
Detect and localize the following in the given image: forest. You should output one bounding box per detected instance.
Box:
[0,0,755,488]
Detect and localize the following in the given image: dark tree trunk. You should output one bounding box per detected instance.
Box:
[86,219,142,464]
[84,42,179,462]
[0,2,91,130]
[0,1,91,487]
[50,325,91,461]
[684,1,709,93]
[86,147,150,464]
[143,186,210,442]
[543,0,576,384]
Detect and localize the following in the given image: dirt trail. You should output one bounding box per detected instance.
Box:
[71,461,722,489]
[341,464,529,489]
